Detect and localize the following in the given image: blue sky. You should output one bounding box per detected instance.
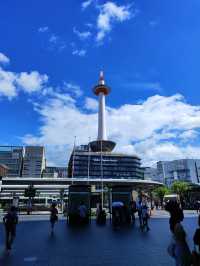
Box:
[1,0,200,166]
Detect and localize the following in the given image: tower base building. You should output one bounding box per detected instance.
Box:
[68,145,143,179]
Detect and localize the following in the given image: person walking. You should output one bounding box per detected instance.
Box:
[167,223,192,266]
[78,201,88,224]
[27,198,32,215]
[192,215,200,265]
[96,203,106,225]
[3,206,18,252]
[50,202,58,234]
[141,199,150,232]
[137,200,143,229]
[130,200,137,224]
[165,200,184,233]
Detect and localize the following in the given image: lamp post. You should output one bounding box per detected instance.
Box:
[87,137,91,185]
[72,136,76,185]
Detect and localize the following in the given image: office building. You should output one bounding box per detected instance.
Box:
[43,166,68,178]
[0,146,23,177]
[157,159,200,186]
[22,146,46,177]
[141,167,159,182]
[68,145,142,179]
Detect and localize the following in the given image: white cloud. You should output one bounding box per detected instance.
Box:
[85,23,93,28]
[49,34,58,44]
[84,97,98,111]
[149,20,158,27]
[96,2,131,42]
[82,0,93,10]
[73,27,91,40]
[38,28,66,51]
[64,83,83,97]
[0,55,48,99]
[0,67,17,98]
[124,82,162,92]
[38,26,49,33]
[72,49,86,57]
[0,53,10,64]
[179,130,198,141]
[22,93,200,166]
[16,71,48,93]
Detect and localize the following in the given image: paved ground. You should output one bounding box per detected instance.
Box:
[0,216,198,266]
[0,209,198,222]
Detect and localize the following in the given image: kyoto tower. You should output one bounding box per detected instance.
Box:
[89,72,116,152]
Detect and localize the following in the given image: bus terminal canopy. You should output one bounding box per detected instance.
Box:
[1,177,163,192]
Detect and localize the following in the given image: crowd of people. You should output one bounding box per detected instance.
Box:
[111,198,151,231]
[2,198,200,266]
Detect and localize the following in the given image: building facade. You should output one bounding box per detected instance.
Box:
[0,164,9,177]
[141,167,159,182]
[0,146,23,177]
[68,145,143,179]
[22,146,46,178]
[43,166,68,178]
[157,159,200,186]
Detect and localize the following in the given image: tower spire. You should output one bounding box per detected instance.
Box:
[99,71,105,85]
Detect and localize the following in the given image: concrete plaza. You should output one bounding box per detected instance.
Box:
[0,214,198,266]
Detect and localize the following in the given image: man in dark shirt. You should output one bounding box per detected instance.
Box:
[3,206,18,251]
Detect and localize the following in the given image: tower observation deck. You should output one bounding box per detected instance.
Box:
[89,72,116,152]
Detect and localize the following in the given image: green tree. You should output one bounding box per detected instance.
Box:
[153,186,169,207]
[171,181,190,207]
[24,184,36,198]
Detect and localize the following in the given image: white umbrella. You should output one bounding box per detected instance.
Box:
[112,201,124,207]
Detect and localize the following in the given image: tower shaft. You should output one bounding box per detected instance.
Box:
[98,93,107,141]
[89,72,116,152]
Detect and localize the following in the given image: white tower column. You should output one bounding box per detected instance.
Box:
[98,92,107,141]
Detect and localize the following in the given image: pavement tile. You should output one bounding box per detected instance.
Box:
[0,217,198,266]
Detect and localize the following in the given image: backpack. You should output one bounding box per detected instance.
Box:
[50,208,58,221]
[4,212,17,228]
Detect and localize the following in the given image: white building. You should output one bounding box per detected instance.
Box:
[22,146,46,178]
